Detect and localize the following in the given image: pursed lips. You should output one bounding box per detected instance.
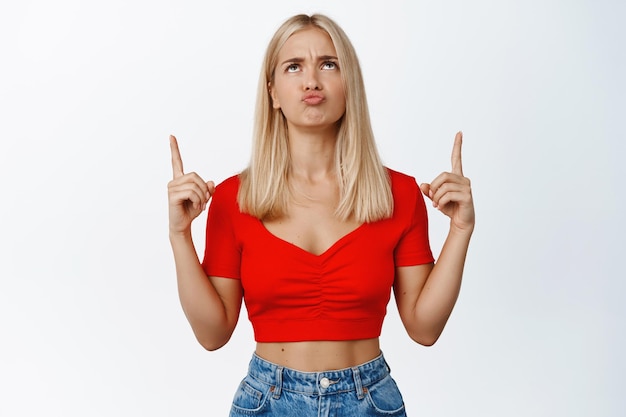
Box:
[302,92,325,105]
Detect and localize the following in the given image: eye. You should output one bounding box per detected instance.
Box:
[286,63,300,73]
[322,61,338,70]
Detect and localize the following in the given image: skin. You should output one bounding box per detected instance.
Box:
[167,27,474,371]
[270,27,346,137]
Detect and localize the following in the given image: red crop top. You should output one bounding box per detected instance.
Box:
[201,169,434,342]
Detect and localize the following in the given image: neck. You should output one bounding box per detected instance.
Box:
[287,124,338,182]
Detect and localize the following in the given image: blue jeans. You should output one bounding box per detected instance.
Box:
[229,352,407,417]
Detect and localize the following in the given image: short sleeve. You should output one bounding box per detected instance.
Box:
[393,177,435,267]
[201,176,242,279]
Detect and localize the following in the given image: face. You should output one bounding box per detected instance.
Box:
[269,27,346,133]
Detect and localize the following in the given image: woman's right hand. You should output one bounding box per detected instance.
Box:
[168,135,215,235]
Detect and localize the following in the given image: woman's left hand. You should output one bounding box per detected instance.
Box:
[420,131,475,234]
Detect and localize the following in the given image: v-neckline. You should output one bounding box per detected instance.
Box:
[256,220,366,258]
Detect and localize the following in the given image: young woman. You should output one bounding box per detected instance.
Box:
[168,13,474,417]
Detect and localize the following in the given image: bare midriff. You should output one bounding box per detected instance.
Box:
[255,338,381,372]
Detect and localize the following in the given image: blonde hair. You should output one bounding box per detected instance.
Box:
[238,14,393,223]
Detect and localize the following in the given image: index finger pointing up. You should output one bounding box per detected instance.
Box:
[170,135,184,178]
[451,131,464,176]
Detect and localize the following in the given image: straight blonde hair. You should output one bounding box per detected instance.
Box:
[238,14,393,223]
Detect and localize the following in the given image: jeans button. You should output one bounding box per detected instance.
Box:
[320,377,330,389]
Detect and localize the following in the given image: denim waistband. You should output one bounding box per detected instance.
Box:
[246,352,390,397]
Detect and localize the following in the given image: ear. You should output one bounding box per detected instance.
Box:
[268,82,281,109]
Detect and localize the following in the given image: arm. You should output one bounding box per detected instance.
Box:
[170,232,242,350]
[168,135,243,351]
[394,132,474,346]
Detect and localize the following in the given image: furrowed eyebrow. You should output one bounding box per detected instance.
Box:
[280,55,339,66]
[280,57,304,66]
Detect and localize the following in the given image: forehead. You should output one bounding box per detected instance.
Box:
[277,27,337,59]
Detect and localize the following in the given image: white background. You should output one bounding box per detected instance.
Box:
[1,0,624,416]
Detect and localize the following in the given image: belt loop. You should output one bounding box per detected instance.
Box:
[272,366,284,399]
[352,366,365,400]
[383,355,391,374]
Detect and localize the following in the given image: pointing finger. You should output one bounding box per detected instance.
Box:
[451,131,464,176]
[170,135,184,179]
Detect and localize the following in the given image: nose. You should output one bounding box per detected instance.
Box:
[304,68,321,90]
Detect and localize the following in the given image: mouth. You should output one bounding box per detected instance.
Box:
[302,93,325,105]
